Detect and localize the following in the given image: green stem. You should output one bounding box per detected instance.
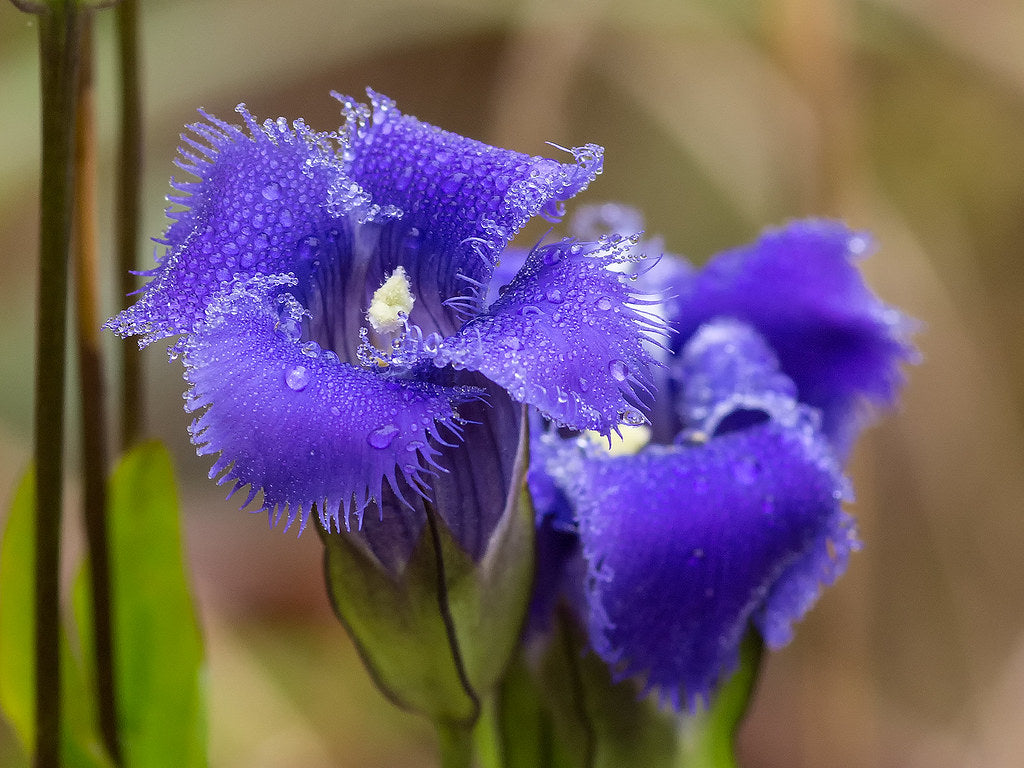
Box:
[115,0,143,448]
[73,15,121,767]
[436,719,475,768]
[32,2,83,767]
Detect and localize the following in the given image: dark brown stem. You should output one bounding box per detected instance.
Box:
[33,3,82,767]
[115,0,144,448]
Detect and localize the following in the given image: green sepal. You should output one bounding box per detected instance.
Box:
[485,612,678,768]
[320,407,535,725]
[678,631,763,768]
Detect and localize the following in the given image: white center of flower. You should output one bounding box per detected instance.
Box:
[585,424,652,456]
[367,266,415,335]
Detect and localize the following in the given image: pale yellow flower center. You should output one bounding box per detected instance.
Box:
[367,266,415,335]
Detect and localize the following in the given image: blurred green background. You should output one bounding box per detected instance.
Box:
[2,0,1024,766]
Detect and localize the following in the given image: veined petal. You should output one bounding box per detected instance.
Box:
[338,90,603,295]
[106,106,359,345]
[571,415,854,711]
[674,318,799,438]
[666,220,916,451]
[355,376,526,569]
[428,236,668,435]
[181,275,479,532]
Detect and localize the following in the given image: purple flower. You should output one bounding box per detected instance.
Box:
[106,92,662,565]
[532,214,916,711]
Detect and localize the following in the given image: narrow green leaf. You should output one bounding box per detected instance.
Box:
[0,467,114,768]
[106,442,206,767]
[678,632,763,768]
[0,468,37,752]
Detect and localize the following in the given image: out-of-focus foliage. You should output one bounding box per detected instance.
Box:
[0,469,114,768]
[1,445,204,767]
[85,443,204,767]
[2,0,1023,766]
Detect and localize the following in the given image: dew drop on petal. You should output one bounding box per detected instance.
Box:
[330,405,341,416]
[733,456,761,485]
[596,296,613,311]
[279,208,294,227]
[262,182,281,201]
[543,249,561,265]
[368,424,400,449]
[545,288,564,304]
[609,359,629,382]
[285,365,310,391]
[620,408,646,426]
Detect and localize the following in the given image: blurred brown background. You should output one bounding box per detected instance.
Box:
[2,0,1023,766]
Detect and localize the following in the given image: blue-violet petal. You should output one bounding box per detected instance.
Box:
[106,107,350,344]
[429,235,668,435]
[572,416,855,711]
[667,219,916,451]
[182,275,478,532]
[340,89,603,297]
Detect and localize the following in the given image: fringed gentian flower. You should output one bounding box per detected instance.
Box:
[532,213,916,711]
[105,92,663,573]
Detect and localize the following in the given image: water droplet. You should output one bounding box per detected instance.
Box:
[545,288,564,304]
[368,424,399,449]
[517,305,542,318]
[609,359,629,381]
[596,296,613,311]
[301,341,321,358]
[262,182,281,201]
[330,405,341,416]
[621,409,645,426]
[279,208,294,227]
[441,173,467,195]
[406,440,425,452]
[733,456,761,485]
[285,365,310,391]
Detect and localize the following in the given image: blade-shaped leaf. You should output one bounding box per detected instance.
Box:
[0,468,114,768]
[0,469,36,752]
[104,442,206,767]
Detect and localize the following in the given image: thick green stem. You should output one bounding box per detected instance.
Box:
[436,719,475,768]
[73,16,121,766]
[115,0,143,448]
[32,3,82,767]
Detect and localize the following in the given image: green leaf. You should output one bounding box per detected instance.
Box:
[0,467,114,768]
[104,442,206,767]
[678,632,763,768]
[0,468,37,753]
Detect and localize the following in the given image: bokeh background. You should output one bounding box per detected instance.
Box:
[2,0,1024,766]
